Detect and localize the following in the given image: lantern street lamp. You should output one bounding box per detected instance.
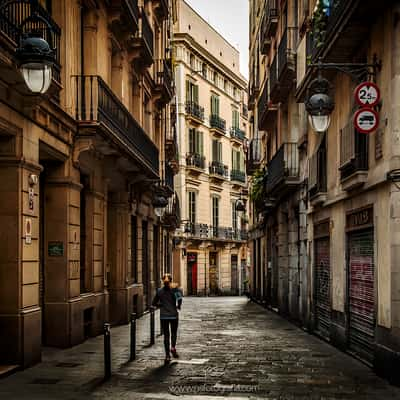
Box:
[153,191,168,217]
[305,74,334,133]
[1,0,56,94]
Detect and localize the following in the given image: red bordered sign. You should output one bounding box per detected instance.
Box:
[353,108,379,134]
[354,82,381,107]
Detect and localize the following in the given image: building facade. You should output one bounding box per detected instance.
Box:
[248,0,400,383]
[0,0,178,368]
[172,0,249,296]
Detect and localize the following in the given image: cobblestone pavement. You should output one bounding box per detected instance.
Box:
[1,297,400,400]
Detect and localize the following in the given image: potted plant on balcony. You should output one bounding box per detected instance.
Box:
[250,166,267,213]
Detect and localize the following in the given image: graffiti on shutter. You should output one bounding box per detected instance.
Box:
[315,237,331,340]
[348,229,375,363]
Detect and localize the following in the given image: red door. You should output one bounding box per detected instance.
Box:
[192,263,197,294]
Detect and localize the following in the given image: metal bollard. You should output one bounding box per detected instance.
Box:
[104,323,111,380]
[150,306,155,345]
[130,313,137,361]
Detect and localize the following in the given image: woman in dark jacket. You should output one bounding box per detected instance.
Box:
[152,273,183,364]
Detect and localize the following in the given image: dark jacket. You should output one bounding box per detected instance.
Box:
[152,286,183,320]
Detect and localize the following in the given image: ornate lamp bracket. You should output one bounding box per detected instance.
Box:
[309,55,382,83]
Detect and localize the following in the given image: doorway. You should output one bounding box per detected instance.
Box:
[187,253,197,295]
[231,254,238,295]
[209,252,219,295]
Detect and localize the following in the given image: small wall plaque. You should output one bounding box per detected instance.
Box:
[48,241,64,256]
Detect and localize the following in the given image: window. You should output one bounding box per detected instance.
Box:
[131,216,138,283]
[212,196,219,229]
[224,79,228,91]
[232,109,240,129]
[188,191,196,225]
[232,202,238,231]
[186,81,199,103]
[202,63,207,78]
[190,54,195,68]
[213,71,217,84]
[189,128,204,155]
[212,139,222,162]
[232,149,244,171]
[211,94,220,116]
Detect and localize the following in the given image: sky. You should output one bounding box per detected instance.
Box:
[184,0,249,79]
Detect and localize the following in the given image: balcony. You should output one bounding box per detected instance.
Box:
[258,80,277,131]
[269,56,278,103]
[73,75,159,177]
[163,192,180,231]
[231,169,246,185]
[209,161,228,180]
[185,223,247,242]
[230,127,246,144]
[154,59,173,103]
[248,78,260,110]
[339,121,368,191]
[108,0,140,40]
[265,143,300,197]
[185,101,204,124]
[296,0,386,100]
[0,0,61,86]
[246,138,262,175]
[242,104,248,119]
[309,145,327,206]
[186,153,205,173]
[210,115,226,136]
[132,7,153,67]
[165,163,174,194]
[270,27,297,103]
[260,0,278,55]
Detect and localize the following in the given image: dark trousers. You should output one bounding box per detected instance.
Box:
[161,318,178,355]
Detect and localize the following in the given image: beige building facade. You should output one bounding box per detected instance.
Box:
[172,0,249,296]
[248,0,400,383]
[0,0,178,368]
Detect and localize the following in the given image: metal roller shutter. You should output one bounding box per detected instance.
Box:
[315,237,331,340]
[348,229,375,363]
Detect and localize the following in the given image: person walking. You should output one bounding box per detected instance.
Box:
[152,273,183,364]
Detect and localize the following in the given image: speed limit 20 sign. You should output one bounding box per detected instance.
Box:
[354,82,380,107]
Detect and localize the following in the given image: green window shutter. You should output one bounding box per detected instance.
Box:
[216,96,220,116]
[211,95,215,115]
[218,142,222,162]
[193,85,199,103]
[189,128,194,153]
[212,139,217,161]
[199,131,204,155]
[186,81,190,102]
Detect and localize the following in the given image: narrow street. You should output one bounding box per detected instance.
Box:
[0,297,399,400]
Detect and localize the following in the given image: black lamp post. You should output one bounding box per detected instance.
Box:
[1,0,56,94]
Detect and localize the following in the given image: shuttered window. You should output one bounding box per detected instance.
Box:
[231,149,244,171]
[186,81,199,103]
[211,94,220,116]
[189,129,204,155]
[188,191,196,224]
[212,140,222,162]
[232,109,240,129]
[212,196,219,228]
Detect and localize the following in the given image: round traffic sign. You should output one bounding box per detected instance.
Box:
[353,108,379,134]
[354,82,380,107]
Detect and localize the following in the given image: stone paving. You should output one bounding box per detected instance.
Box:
[1,297,400,399]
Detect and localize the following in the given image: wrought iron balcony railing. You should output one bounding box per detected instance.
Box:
[209,160,228,178]
[269,55,278,96]
[165,163,174,192]
[0,0,62,84]
[230,127,245,142]
[73,75,159,175]
[185,101,204,122]
[155,58,173,100]
[163,192,180,230]
[231,169,246,183]
[210,114,226,133]
[186,152,205,169]
[260,0,278,54]
[278,27,297,79]
[140,7,153,58]
[184,223,247,242]
[246,138,262,174]
[265,142,299,194]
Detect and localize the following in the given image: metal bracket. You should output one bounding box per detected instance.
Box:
[309,56,382,83]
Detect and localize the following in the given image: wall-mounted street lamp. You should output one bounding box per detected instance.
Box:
[304,58,380,134]
[152,185,168,217]
[1,0,56,94]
